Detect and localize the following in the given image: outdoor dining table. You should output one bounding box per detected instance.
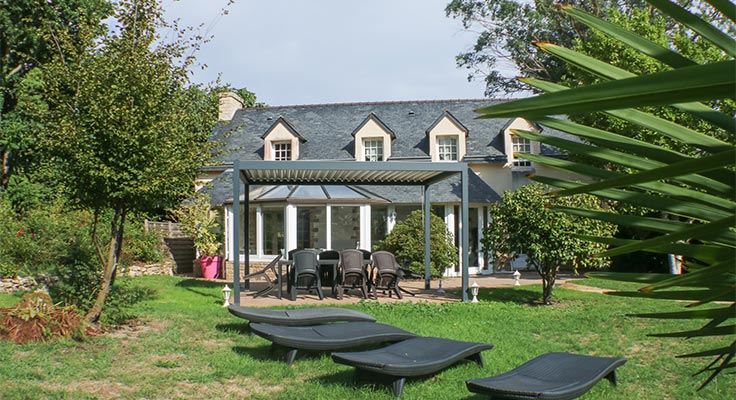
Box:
[275,258,340,299]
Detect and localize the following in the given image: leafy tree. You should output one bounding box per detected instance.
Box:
[475,0,735,386]
[39,0,219,322]
[0,0,111,188]
[379,210,457,278]
[483,183,616,304]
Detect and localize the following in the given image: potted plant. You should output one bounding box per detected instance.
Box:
[172,194,222,279]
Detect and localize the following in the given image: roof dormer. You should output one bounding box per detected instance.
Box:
[502,117,541,170]
[262,116,305,161]
[352,113,395,161]
[426,111,468,162]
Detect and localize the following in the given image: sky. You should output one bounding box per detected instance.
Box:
[162,0,493,106]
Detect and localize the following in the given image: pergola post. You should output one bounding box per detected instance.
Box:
[423,185,431,290]
[232,161,241,305]
[461,165,470,302]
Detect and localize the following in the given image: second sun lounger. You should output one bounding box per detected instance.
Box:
[332,336,493,397]
[250,321,416,364]
[465,352,626,399]
[227,304,376,326]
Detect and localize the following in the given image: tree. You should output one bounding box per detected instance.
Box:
[475,0,735,386]
[0,0,111,188]
[483,183,616,304]
[379,210,457,278]
[445,0,726,97]
[39,0,220,322]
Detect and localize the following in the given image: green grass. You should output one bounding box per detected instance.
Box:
[0,275,733,399]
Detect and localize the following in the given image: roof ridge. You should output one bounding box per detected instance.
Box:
[241,98,516,111]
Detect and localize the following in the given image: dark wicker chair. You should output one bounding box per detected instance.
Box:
[370,251,404,299]
[338,249,370,299]
[288,250,323,300]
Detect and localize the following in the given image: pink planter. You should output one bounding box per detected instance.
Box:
[199,256,221,279]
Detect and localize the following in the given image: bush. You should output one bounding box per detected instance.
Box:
[120,221,165,266]
[379,210,457,277]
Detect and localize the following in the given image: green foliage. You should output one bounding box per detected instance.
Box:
[120,221,165,266]
[483,183,617,304]
[171,194,222,257]
[379,210,457,277]
[97,278,155,326]
[475,0,735,386]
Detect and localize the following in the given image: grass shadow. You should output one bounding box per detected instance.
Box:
[477,286,542,304]
[174,278,223,300]
[215,322,250,335]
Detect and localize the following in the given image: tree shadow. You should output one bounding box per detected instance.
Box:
[215,322,250,335]
[478,286,543,305]
[174,278,223,301]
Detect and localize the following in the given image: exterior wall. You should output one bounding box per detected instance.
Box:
[427,117,466,162]
[263,123,300,160]
[353,119,392,161]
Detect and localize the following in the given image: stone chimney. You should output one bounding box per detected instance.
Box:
[218,92,245,121]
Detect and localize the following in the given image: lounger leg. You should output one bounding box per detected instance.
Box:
[467,352,485,367]
[394,287,403,300]
[605,370,618,386]
[392,377,406,397]
[284,349,299,365]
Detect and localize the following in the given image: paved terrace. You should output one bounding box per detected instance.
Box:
[213,272,588,307]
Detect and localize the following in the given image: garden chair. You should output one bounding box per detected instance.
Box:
[371,251,413,299]
[240,254,282,297]
[338,249,370,299]
[318,249,340,294]
[288,250,323,301]
[465,352,627,399]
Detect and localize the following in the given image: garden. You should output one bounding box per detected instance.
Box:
[0,275,732,399]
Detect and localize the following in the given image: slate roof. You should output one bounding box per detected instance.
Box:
[205,99,570,206]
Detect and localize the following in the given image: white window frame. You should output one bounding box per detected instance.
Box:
[272,141,292,161]
[511,136,532,167]
[363,139,384,161]
[437,136,458,161]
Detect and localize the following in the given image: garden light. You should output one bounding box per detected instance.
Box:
[222,284,231,307]
[513,270,521,286]
[471,281,479,303]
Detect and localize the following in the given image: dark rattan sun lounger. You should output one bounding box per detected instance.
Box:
[227,305,376,326]
[250,321,416,364]
[332,336,494,397]
[465,352,627,399]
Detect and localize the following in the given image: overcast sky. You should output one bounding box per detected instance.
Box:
[163,0,492,106]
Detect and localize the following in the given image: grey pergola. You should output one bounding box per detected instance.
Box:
[230,160,471,303]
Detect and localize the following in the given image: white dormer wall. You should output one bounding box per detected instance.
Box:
[353,118,392,161]
[428,116,466,162]
[503,117,541,167]
[263,122,300,160]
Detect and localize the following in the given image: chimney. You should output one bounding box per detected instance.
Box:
[218,92,245,121]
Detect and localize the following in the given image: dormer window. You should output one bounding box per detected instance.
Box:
[437,136,458,161]
[511,136,531,167]
[364,139,384,162]
[273,142,292,161]
[352,113,394,162]
[502,118,540,170]
[427,111,468,162]
[262,116,305,161]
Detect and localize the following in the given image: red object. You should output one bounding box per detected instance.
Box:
[199,256,221,279]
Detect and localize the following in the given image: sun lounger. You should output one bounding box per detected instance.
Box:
[227,305,376,326]
[332,336,493,397]
[465,352,626,399]
[250,321,416,364]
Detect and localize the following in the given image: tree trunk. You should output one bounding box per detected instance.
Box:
[85,208,126,322]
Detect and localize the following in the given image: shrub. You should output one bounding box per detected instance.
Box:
[120,221,165,266]
[379,210,457,277]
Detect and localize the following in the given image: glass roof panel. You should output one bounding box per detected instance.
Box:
[324,185,366,199]
[291,186,327,199]
[258,185,293,200]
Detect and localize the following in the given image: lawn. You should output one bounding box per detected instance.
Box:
[0,275,732,399]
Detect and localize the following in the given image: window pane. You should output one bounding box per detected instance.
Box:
[238,205,257,255]
[263,207,284,255]
[511,136,531,167]
[371,206,388,249]
[332,206,360,250]
[437,136,457,161]
[273,142,291,161]
[364,139,383,162]
[296,206,326,249]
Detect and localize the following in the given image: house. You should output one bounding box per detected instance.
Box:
[201,93,578,278]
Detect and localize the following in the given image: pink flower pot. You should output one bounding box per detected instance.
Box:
[199,256,220,279]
